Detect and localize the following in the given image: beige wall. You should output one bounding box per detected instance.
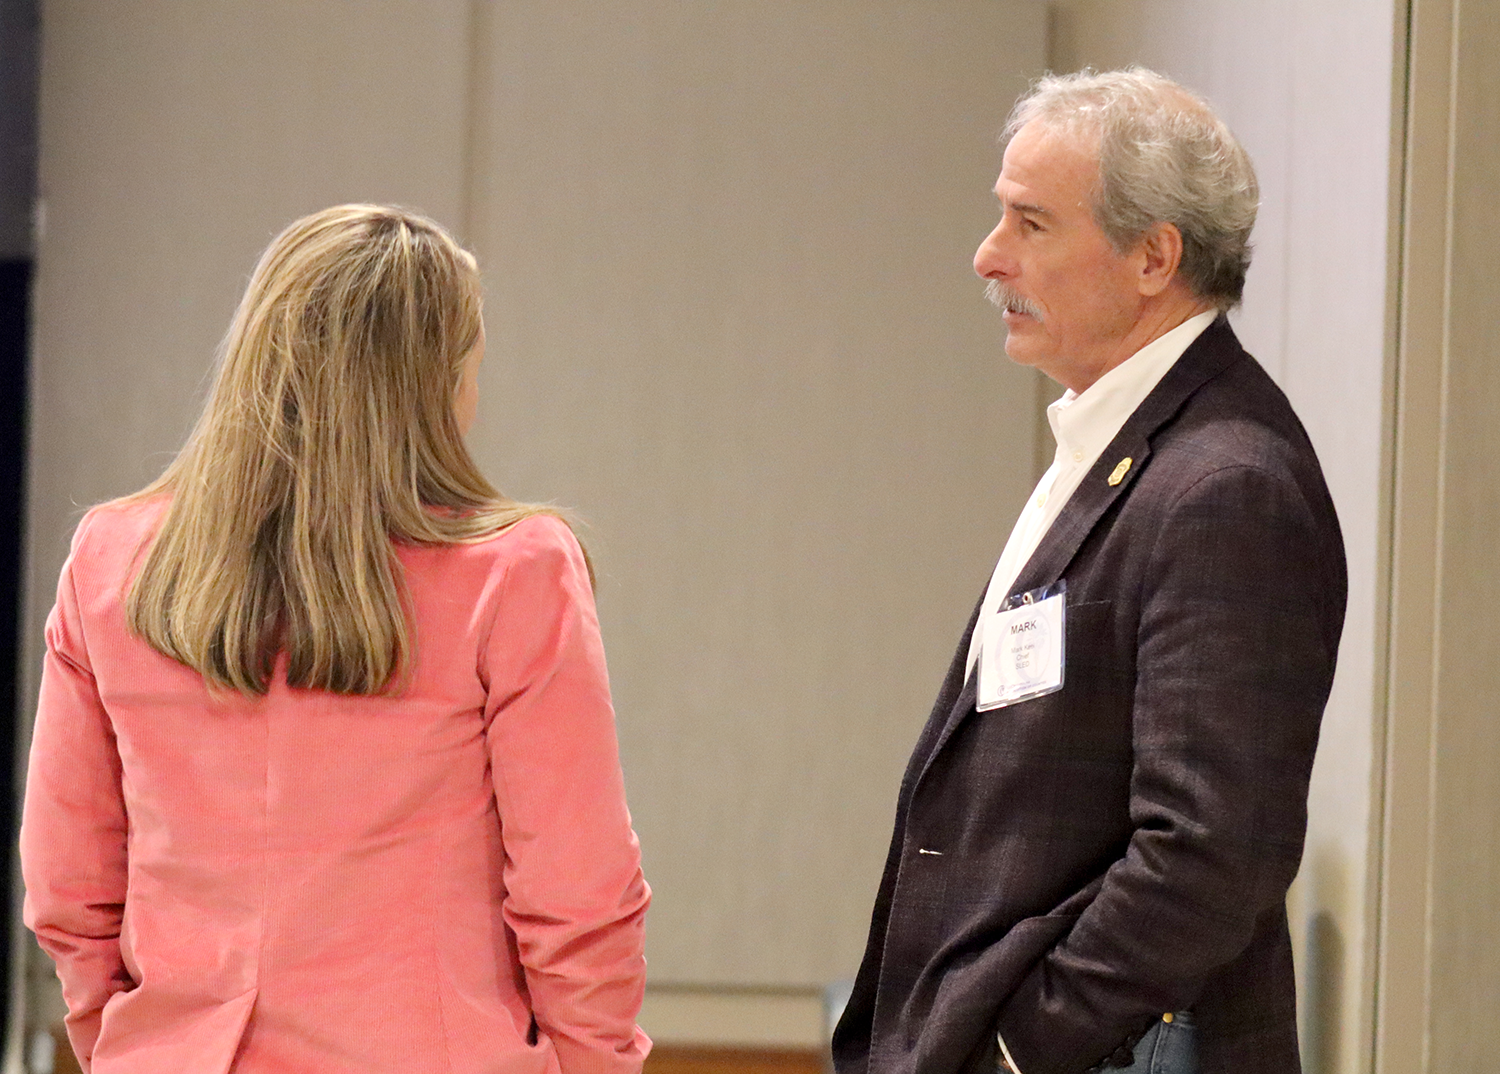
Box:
[1051,3,1401,1071]
[1378,0,1500,1066]
[19,0,1047,1053]
[1423,2,1500,1051]
[464,1,1046,991]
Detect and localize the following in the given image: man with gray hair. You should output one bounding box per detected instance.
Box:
[833,69,1346,1074]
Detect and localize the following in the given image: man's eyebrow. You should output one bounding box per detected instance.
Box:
[1005,199,1052,218]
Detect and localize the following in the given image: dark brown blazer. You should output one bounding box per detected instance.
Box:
[832,318,1347,1074]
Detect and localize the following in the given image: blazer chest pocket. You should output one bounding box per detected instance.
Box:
[1056,597,1133,757]
[1062,599,1122,677]
[971,599,1129,752]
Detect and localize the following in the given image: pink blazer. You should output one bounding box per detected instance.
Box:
[21,499,651,1074]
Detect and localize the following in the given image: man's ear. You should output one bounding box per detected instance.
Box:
[1134,222,1184,297]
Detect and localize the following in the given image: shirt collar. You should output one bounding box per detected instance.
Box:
[1046,310,1218,460]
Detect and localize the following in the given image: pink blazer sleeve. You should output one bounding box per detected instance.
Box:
[20,514,135,1071]
[480,518,651,1074]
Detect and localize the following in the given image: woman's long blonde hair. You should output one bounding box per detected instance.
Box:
[127,204,556,696]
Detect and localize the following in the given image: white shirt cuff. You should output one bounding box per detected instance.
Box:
[996,1030,1024,1074]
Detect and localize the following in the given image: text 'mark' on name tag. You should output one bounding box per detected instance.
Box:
[977,581,1066,711]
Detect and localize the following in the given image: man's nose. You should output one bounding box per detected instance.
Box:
[974,222,1010,279]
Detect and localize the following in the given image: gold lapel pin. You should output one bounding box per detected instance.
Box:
[1107,457,1132,487]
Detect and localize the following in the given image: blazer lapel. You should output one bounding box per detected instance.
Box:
[1011,316,1244,596]
[918,317,1247,772]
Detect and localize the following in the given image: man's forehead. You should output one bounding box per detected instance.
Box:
[995,121,1099,208]
[991,177,1063,217]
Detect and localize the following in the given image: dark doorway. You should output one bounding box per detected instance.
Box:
[1,0,40,1048]
[0,257,28,1039]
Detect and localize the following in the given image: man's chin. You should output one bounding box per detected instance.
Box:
[1002,335,1042,367]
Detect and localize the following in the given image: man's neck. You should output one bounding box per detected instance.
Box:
[1064,292,1218,394]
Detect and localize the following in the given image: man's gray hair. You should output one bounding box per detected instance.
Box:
[1006,67,1259,309]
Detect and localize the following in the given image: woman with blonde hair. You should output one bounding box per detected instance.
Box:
[21,205,651,1074]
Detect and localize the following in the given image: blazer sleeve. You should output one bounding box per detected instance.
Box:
[481,517,652,1074]
[994,462,1344,1074]
[20,515,136,1072]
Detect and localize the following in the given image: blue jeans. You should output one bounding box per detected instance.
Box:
[1105,1011,1198,1074]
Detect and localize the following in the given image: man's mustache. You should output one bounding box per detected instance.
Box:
[984,279,1043,321]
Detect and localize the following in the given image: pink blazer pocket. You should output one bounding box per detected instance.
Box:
[91,987,257,1074]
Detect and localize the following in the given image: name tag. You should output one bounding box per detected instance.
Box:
[977,582,1066,712]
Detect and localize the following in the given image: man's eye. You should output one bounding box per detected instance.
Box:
[1022,217,1043,232]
